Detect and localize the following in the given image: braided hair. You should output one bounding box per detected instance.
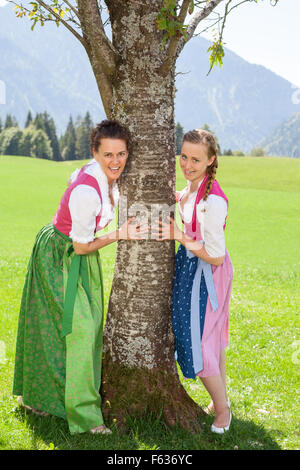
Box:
[182,128,218,201]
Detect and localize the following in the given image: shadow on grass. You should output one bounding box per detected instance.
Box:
[13,406,281,451]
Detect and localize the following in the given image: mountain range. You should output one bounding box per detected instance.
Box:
[0,4,299,153]
[261,111,300,158]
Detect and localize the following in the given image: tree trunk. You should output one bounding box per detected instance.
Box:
[98,1,204,432]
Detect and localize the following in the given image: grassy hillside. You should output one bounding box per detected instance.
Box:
[1,154,299,265]
[0,155,299,450]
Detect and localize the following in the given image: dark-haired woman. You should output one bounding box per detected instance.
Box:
[13,120,148,435]
[153,129,233,434]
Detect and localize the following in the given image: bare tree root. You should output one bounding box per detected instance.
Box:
[101,352,205,434]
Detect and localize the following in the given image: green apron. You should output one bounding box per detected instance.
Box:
[13,223,105,434]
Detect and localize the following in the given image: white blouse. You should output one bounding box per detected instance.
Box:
[68,159,119,244]
[178,179,227,258]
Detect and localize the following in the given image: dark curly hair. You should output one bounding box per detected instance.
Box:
[90,119,132,153]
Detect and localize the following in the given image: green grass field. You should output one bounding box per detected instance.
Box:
[0,154,299,450]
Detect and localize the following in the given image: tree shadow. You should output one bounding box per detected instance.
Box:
[13,405,282,451]
[120,412,282,451]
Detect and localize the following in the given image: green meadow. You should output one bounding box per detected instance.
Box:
[0,154,299,450]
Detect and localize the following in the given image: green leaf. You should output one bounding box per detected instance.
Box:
[189,1,194,15]
[207,40,225,72]
[156,13,167,31]
[161,32,169,46]
[30,18,38,31]
[164,0,176,10]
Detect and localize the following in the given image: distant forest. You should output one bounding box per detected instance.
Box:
[0,111,94,161]
[0,112,266,159]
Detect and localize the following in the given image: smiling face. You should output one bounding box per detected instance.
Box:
[180,141,215,188]
[93,138,128,184]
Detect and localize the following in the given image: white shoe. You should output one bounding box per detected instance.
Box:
[211,411,232,434]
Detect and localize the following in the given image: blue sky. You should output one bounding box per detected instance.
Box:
[1,0,299,87]
[201,0,300,88]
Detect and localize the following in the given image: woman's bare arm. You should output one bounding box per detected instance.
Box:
[73,217,149,255]
[175,230,225,266]
[153,217,225,266]
[73,230,119,255]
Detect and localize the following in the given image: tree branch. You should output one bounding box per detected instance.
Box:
[35,0,86,45]
[192,0,253,38]
[84,45,114,117]
[62,0,79,18]
[158,0,192,77]
[76,0,118,116]
[77,0,117,77]
[10,0,115,116]
[177,0,224,56]
[178,0,192,23]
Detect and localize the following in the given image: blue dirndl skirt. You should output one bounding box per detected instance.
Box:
[172,244,208,379]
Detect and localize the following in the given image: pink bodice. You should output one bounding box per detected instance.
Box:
[181,175,228,242]
[52,165,105,237]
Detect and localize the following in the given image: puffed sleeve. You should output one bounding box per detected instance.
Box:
[68,185,102,243]
[197,194,227,258]
[67,168,80,186]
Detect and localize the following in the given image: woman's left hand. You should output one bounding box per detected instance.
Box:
[118,217,149,240]
[152,216,182,241]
